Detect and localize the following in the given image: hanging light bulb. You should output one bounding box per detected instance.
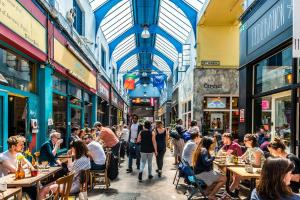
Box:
[141,25,150,39]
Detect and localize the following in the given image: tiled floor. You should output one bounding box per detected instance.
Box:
[88,150,187,200]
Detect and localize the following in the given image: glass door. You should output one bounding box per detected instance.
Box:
[0,90,8,151]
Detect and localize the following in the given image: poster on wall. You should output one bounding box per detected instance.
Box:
[210,113,223,129]
[207,98,226,109]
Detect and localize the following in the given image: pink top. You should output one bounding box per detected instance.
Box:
[222,141,243,156]
[100,127,119,148]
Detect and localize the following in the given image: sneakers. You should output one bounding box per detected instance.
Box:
[148,175,153,180]
[158,172,162,177]
[126,168,133,173]
[138,172,142,182]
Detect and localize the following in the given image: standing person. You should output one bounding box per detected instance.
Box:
[127,114,143,173]
[251,157,299,200]
[120,125,130,159]
[173,119,186,165]
[137,121,158,182]
[67,140,91,194]
[94,122,120,156]
[154,120,168,177]
[192,136,226,200]
[39,130,63,166]
[82,134,106,170]
[267,137,300,193]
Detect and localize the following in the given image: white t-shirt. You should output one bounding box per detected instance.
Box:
[130,123,139,143]
[121,128,130,141]
[0,151,23,177]
[87,141,106,165]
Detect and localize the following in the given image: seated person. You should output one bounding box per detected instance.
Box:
[39,130,63,166]
[182,131,201,165]
[67,140,91,194]
[218,133,243,156]
[229,134,266,197]
[192,136,226,200]
[251,157,299,200]
[83,133,106,170]
[0,135,57,200]
[268,137,300,193]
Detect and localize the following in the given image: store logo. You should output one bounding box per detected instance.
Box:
[204,83,222,89]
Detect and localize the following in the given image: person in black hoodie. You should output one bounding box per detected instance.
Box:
[126,114,143,173]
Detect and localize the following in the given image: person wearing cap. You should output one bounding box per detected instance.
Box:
[94,122,120,156]
[39,130,63,166]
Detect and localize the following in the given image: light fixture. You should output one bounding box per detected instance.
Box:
[143,91,147,97]
[143,83,148,87]
[142,72,147,77]
[141,25,150,39]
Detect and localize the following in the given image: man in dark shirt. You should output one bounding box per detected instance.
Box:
[39,130,63,166]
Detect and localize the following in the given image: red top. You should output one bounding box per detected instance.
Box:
[222,141,243,156]
[100,127,119,148]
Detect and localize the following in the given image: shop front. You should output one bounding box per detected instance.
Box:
[51,32,97,149]
[171,88,179,123]
[0,0,47,151]
[239,0,297,152]
[110,89,118,126]
[97,76,110,126]
[117,97,125,125]
[193,69,239,136]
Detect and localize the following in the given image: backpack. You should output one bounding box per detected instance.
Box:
[107,154,119,180]
[182,131,191,142]
[170,129,181,140]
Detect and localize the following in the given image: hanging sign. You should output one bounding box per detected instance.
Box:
[293,0,300,58]
[239,109,245,123]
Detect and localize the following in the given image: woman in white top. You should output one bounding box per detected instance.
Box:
[67,140,91,194]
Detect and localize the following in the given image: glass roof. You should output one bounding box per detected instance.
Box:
[112,34,136,62]
[155,35,178,62]
[119,54,138,72]
[89,0,108,10]
[100,0,134,43]
[183,0,204,12]
[153,55,171,77]
[158,0,192,43]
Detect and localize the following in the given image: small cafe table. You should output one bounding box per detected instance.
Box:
[5,167,61,197]
[0,187,22,200]
[226,166,261,199]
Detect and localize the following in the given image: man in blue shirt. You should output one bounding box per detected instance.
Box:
[39,130,63,166]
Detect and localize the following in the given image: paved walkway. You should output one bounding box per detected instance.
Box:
[89,149,187,200]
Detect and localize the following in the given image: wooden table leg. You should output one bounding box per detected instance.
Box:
[16,188,22,200]
[226,168,231,193]
[37,180,41,198]
[248,178,256,200]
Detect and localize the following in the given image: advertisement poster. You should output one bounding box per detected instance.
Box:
[210,113,223,129]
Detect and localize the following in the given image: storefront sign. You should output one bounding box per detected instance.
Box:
[54,39,96,90]
[97,78,110,101]
[0,0,46,52]
[239,109,245,123]
[111,90,118,107]
[117,98,124,110]
[247,0,292,53]
[261,100,269,110]
[293,0,300,58]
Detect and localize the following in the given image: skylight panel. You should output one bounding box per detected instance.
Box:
[158,0,192,43]
[153,55,171,77]
[89,0,108,10]
[155,35,178,61]
[120,54,138,72]
[100,0,134,43]
[112,34,136,62]
[183,0,204,12]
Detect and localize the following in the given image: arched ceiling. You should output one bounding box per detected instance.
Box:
[88,0,204,92]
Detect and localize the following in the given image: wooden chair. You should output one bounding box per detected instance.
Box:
[54,173,74,200]
[69,169,90,200]
[90,151,111,189]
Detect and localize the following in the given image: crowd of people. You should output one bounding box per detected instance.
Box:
[1,116,300,200]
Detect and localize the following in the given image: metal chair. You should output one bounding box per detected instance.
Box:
[173,161,184,189]
[90,151,111,189]
[54,173,74,200]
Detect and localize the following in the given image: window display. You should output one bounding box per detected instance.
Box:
[52,94,67,149]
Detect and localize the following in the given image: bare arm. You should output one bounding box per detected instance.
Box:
[137,133,141,143]
[152,132,158,155]
[1,160,17,173]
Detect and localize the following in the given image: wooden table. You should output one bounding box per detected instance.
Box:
[5,167,61,197]
[58,155,72,163]
[213,160,245,173]
[0,187,22,200]
[226,167,261,199]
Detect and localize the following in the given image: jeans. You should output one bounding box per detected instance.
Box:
[111,142,120,157]
[128,142,140,169]
[156,148,166,171]
[91,160,106,170]
[140,152,153,175]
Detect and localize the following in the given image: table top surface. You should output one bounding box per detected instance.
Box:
[213,160,245,167]
[227,166,261,179]
[5,167,61,187]
[1,187,22,198]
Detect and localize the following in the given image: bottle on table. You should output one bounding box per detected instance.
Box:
[15,161,25,179]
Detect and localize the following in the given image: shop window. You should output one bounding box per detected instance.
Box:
[52,94,67,149]
[73,0,84,35]
[253,90,292,152]
[203,97,230,109]
[71,107,82,128]
[254,47,292,94]
[52,74,66,93]
[0,47,36,92]
[232,97,239,109]
[84,92,92,127]
[69,84,82,106]
[203,111,230,135]
[101,47,106,70]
